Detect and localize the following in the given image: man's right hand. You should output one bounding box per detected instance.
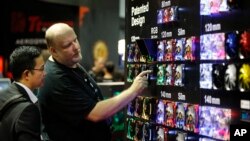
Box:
[128,70,152,95]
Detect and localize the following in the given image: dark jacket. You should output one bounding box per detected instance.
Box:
[0,83,41,141]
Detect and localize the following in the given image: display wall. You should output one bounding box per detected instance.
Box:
[125,0,250,140]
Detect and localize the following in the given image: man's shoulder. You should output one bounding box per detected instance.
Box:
[40,62,73,94]
[0,86,30,119]
[0,84,19,101]
[45,60,70,77]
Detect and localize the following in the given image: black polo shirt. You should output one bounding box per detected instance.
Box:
[38,60,111,141]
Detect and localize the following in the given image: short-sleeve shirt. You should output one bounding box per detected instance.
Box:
[38,59,111,141]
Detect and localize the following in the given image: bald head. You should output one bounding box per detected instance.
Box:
[45,23,74,48]
[44,23,82,68]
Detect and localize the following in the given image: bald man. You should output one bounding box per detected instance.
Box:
[38,23,151,141]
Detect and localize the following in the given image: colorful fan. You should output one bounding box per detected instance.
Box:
[224,64,237,90]
[239,64,250,91]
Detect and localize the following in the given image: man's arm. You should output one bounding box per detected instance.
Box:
[86,70,151,122]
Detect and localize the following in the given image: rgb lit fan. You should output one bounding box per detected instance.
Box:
[165,101,175,127]
[157,40,165,61]
[174,64,184,86]
[225,32,238,59]
[157,64,165,85]
[200,33,225,60]
[134,96,144,118]
[126,118,135,140]
[142,97,157,121]
[127,64,135,82]
[184,37,197,61]
[224,64,237,90]
[142,122,157,141]
[164,40,174,61]
[165,64,174,85]
[157,9,164,24]
[127,44,135,62]
[134,120,143,141]
[127,100,135,116]
[157,6,178,24]
[142,122,150,141]
[175,102,186,129]
[200,0,229,15]
[134,44,141,62]
[174,38,185,61]
[199,106,231,140]
[212,64,225,90]
[239,64,250,92]
[141,97,150,120]
[185,104,199,133]
[200,63,213,89]
[156,100,165,124]
[239,31,250,59]
[167,130,187,141]
[156,126,168,141]
[149,98,157,121]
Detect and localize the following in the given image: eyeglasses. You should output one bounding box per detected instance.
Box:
[30,65,45,71]
[32,68,44,71]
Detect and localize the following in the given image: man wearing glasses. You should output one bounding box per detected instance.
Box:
[0,46,46,141]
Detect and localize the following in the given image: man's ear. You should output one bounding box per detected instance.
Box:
[22,69,31,80]
[49,47,57,55]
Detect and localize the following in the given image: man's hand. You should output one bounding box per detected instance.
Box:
[128,70,152,95]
